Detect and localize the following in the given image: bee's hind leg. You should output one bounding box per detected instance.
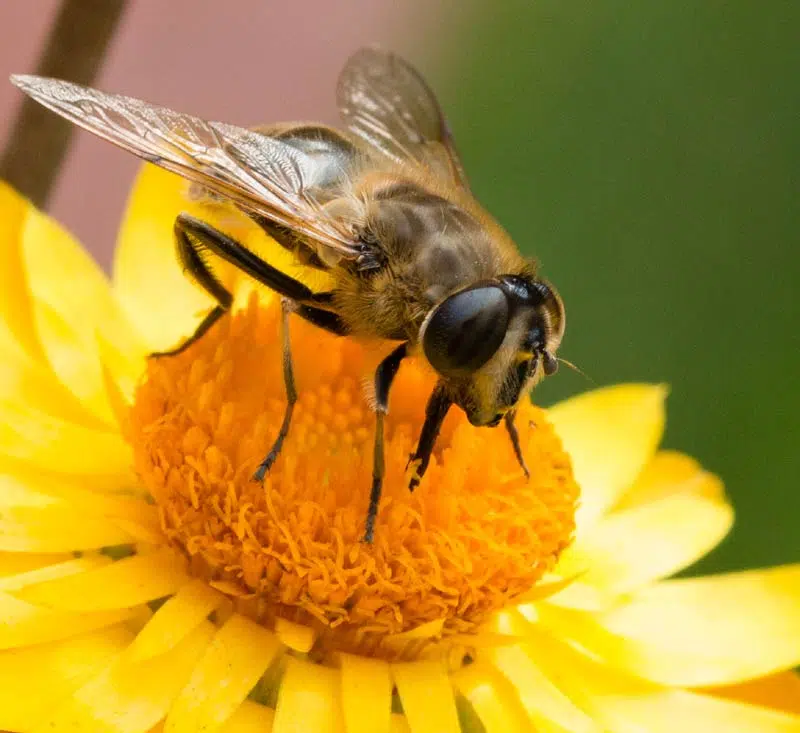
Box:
[150,216,233,358]
[158,214,351,482]
[253,298,297,482]
[504,410,531,479]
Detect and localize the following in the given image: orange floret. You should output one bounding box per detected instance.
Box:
[128,293,578,658]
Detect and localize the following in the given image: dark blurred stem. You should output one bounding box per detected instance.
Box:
[0,0,127,207]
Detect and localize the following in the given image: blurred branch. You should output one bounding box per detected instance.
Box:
[0,0,128,207]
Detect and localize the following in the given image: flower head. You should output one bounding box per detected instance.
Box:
[0,166,798,732]
[129,293,578,655]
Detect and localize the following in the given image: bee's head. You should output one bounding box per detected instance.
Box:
[419,275,564,426]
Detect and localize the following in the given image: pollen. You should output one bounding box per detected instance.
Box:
[128,293,578,658]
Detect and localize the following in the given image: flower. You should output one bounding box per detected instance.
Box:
[0,165,798,733]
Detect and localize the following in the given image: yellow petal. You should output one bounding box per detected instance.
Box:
[598,564,800,686]
[0,503,134,552]
[30,300,118,424]
[614,450,723,509]
[0,342,102,427]
[272,657,345,733]
[15,549,189,611]
[274,617,316,653]
[0,551,72,576]
[452,661,531,733]
[485,644,598,733]
[127,579,225,661]
[127,602,155,635]
[547,384,667,531]
[19,197,145,422]
[391,660,462,733]
[0,556,110,592]
[707,672,800,715]
[218,701,275,732]
[484,607,536,638]
[382,619,448,656]
[0,589,135,649]
[98,330,148,413]
[390,715,412,733]
[450,631,529,650]
[0,624,132,732]
[112,165,225,353]
[153,704,275,733]
[0,181,43,359]
[33,619,214,733]
[0,468,157,536]
[510,573,581,604]
[165,614,282,733]
[556,459,732,594]
[340,653,393,733]
[524,627,800,733]
[0,467,65,508]
[32,302,148,428]
[113,164,329,355]
[11,456,151,503]
[0,398,133,482]
[540,579,616,612]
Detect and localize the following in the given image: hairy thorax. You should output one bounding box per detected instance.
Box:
[332,179,527,343]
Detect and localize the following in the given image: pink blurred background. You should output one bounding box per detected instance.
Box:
[0,0,465,268]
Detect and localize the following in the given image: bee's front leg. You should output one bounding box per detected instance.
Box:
[364,342,408,543]
[504,410,531,479]
[407,384,452,491]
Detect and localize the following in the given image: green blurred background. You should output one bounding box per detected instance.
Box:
[2,0,797,573]
[440,0,799,572]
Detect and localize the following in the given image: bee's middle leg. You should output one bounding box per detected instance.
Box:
[364,342,408,543]
[253,298,297,482]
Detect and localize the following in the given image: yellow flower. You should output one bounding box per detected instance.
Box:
[0,164,798,733]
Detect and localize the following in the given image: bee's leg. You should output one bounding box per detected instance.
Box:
[293,302,348,335]
[172,214,350,340]
[164,215,351,479]
[175,213,338,309]
[364,342,408,543]
[248,214,329,270]
[253,298,297,482]
[407,383,453,491]
[150,217,234,357]
[504,410,531,479]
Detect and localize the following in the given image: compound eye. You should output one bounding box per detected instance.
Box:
[422,286,510,374]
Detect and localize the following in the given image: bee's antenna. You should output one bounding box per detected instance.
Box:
[558,356,594,385]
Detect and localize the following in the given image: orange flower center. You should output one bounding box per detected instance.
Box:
[128,293,578,658]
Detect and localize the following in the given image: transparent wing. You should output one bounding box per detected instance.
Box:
[336,47,470,189]
[10,74,359,257]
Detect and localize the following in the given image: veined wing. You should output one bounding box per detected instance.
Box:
[10,74,360,257]
[336,46,469,190]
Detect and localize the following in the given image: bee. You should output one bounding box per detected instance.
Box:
[11,47,564,542]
